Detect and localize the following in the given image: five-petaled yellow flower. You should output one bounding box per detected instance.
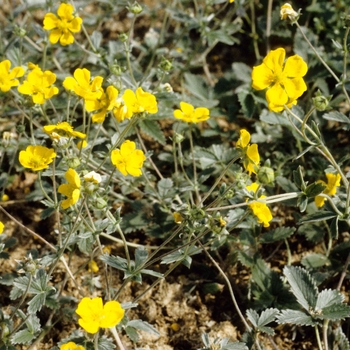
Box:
[0,221,4,234]
[76,297,124,334]
[236,129,260,175]
[18,68,59,104]
[85,85,121,123]
[63,68,103,101]
[315,173,341,208]
[43,3,82,46]
[88,260,99,273]
[43,122,86,140]
[252,48,308,112]
[122,87,158,116]
[111,140,146,177]
[173,102,210,123]
[58,168,81,209]
[19,145,56,171]
[60,342,85,350]
[0,60,25,92]
[246,182,273,227]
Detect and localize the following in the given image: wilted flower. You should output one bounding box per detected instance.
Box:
[43,3,82,46]
[43,122,86,140]
[111,140,146,177]
[173,102,210,123]
[252,48,307,112]
[236,129,260,175]
[0,60,25,92]
[19,145,56,171]
[315,173,341,207]
[246,182,273,227]
[60,342,85,350]
[173,212,183,224]
[58,168,81,209]
[122,87,158,115]
[76,297,124,334]
[280,3,299,22]
[84,171,102,184]
[18,68,59,104]
[63,68,103,101]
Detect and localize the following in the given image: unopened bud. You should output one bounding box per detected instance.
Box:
[93,197,107,209]
[128,2,143,15]
[159,57,173,72]
[66,157,81,169]
[119,33,128,42]
[312,90,331,111]
[173,132,184,144]
[110,62,122,76]
[258,166,275,184]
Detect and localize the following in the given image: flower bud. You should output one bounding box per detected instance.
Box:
[159,57,173,72]
[190,207,206,220]
[258,166,275,184]
[312,90,331,111]
[66,157,81,169]
[172,132,184,144]
[110,62,122,76]
[119,33,128,42]
[93,197,107,209]
[280,3,300,23]
[14,25,26,37]
[128,1,143,14]
[16,124,26,133]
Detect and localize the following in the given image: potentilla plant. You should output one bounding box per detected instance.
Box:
[0,1,349,350]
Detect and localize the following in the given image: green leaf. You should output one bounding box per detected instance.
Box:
[139,119,166,145]
[207,29,235,45]
[134,246,148,269]
[77,231,94,254]
[259,227,296,243]
[283,266,318,310]
[246,308,279,335]
[305,182,327,197]
[157,178,174,198]
[160,246,201,266]
[140,269,164,279]
[257,308,280,327]
[28,292,46,314]
[275,176,299,192]
[323,111,350,124]
[301,253,330,268]
[98,336,116,350]
[319,304,350,321]
[246,309,259,327]
[331,327,350,350]
[127,319,160,336]
[276,309,317,326]
[299,211,337,224]
[293,166,306,190]
[125,326,139,342]
[100,254,128,272]
[315,289,344,310]
[26,314,41,334]
[11,329,35,344]
[259,109,290,126]
[238,91,255,119]
[232,62,252,83]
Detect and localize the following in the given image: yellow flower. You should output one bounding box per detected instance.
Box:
[229,0,234,2]
[76,297,124,334]
[43,3,82,46]
[19,145,56,171]
[2,194,9,202]
[122,87,158,115]
[111,140,146,177]
[58,168,81,209]
[63,68,103,101]
[280,3,299,21]
[113,104,132,122]
[60,342,85,350]
[0,60,25,92]
[173,212,183,224]
[85,86,121,123]
[252,48,308,112]
[173,102,210,123]
[236,129,260,175]
[77,140,88,149]
[88,260,99,273]
[84,171,101,184]
[246,182,273,227]
[43,122,86,140]
[18,68,59,104]
[315,173,341,208]
[0,221,4,234]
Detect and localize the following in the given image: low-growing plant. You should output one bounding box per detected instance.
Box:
[0,1,350,349]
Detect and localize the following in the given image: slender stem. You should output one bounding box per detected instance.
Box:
[315,325,324,350]
[198,240,252,332]
[284,238,292,266]
[94,332,99,350]
[337,251,350,291]
[109,327,125,350]
[249,0,260,61]
[342,27,350,106]
[323,320,329,350]
[266,0,273,53]
[189,124,201,204]
[295,22,339,83]
[38,172,54,205]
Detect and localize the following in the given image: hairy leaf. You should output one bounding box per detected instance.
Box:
[260,227,295,243]
[323,111,350,124]
[139,119,166,145]
[276,309,317,326]
[283,266,318,310]
[315,289,344,311]
[298,211,337,224]
[301,253,330,269]
[317,304,350,321]
[127,319,160,336]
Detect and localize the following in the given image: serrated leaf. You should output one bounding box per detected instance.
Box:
[332,327,350,350]
[28,292,46,314]
[11,329,35,344]
[98,336,116,350]
[283,266,318,310]
[276,309,317,326]
[305,182,327,197]
[315,289,344,311]
[135,246,148,269]
[246,309,259,327]
[238,91,255,119]
[139,119,166,145]
[260,227,295,243]
[298,211,337,224]
[257,326,275,335]
[301,253,330,268]
[26,314,41,334]
[157,178,174,198]
[259,109,290,126]
[323,111,350,124]
[127,319,159,336]
[100,254,128,272]
[257,308,279,327]
[318,304,350,321]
